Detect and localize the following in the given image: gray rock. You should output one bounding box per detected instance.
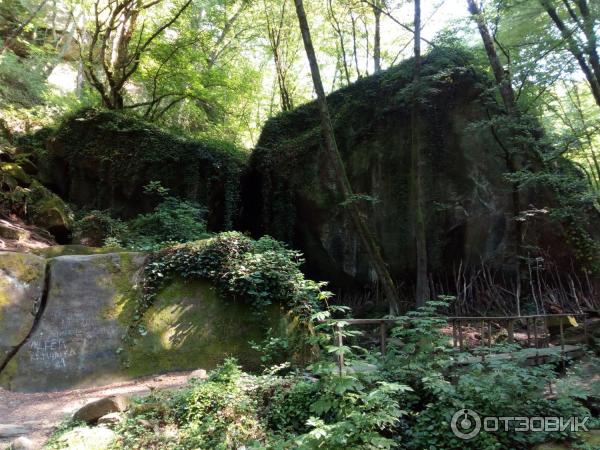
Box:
[188,369,207,381]
[53,426,117,449]
[10,436,36,449]
[96,412,123,426]
[0,424,29,438]
[0,253,144,392]
[0,252,46,369]
[73,396,129,424]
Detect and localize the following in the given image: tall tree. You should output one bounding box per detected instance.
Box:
[539,0,600,109]
[264,0,295,111]
[372,0,382,72]
[467,0,525,314]
[292,0,400,313]
[77,0,192,109]
[410,0,428,307]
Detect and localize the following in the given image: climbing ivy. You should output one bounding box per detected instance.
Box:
[132,232,329,334]
[32,108,246,231]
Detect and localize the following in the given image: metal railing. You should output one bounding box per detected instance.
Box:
[328,313,589,374]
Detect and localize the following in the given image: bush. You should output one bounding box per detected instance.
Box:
[73,181,209,250]
[123,182,209,250]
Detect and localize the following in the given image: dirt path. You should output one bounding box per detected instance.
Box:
[0,371,194,449]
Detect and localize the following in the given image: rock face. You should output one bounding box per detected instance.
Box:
[243,48,585,289]
[0,252,145,391]
[36,109,245,230]
[125,279,274,377]
[0,252,46,369]
[0,251,281,392]
[52,426,117,450]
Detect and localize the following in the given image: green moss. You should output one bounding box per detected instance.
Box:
[33,244,130,258]
[124,279,273,377]
[248,46,488,249]
[0,358,18,387]
[0,252,45,284]
[0,162,31,185]
[36,108,247,229]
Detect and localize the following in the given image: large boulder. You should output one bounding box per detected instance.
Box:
[0,251,283,392]
[243,48,592,290]
[35,109,245,230]
[0,252,46,369]
[0,252,145,391]
[51,426,117,450]
[73,396,129,423]
[125,279,277,377]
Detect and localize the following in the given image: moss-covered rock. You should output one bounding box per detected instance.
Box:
[50,426,117,450]
[125,279,279,377]
[35,109,246,231]
[0,252,46,369]
[0,161,31,187]
[32,244,129,258]
[243,47,586,290]
[0,252,282,392]
[0,252,145,392]
[26,180,74,243]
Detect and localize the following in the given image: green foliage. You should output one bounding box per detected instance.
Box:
[73,182,209,250]
[379,302,593,449]
[51,298,599,450]
[122,182,209,251]
[128,232,329,370]
[141,232,327,313]
[261,378,318,434]
[37,108,245,230]
[171,358,268,449]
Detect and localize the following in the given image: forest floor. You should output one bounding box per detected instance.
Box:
[0,370,193,449]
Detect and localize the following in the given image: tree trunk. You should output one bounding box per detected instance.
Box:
[540,0,600,108]
[373,1,381,72]
[467,0,516,113]
[467,0,524,315]
[411,0,429,307]
[0,0,48,56]
[293,0,399,313]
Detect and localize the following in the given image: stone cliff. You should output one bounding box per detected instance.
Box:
[242,48,593,292]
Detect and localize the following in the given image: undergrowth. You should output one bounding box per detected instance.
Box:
[49,301,600,450]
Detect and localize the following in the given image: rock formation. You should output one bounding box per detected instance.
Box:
[243,48,595,291]
[34,109,245,230]
[0,249,278,392]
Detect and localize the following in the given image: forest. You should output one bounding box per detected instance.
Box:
[1,0,600,449]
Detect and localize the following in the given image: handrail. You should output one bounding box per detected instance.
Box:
[328,313,588,325]
[327,313,589,374]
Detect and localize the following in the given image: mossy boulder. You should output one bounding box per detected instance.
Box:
[0,252,46,369]
[0,162,31,187]
[35,109,246,230]
[0,252,145,391]
[243,47,585,290]
[26,180,74,243]
[50,426,117,450]
[0,252,282,392]
[32,244,129,258]
[125,279,279,377]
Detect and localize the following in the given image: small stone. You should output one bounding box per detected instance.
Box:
[56,426,117,449]
[73,396,129,424]
[10,436,36,449]
[188,369,207,381]
[137,419,152,429]
[96,412,123,426]
[0,424,29,438]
